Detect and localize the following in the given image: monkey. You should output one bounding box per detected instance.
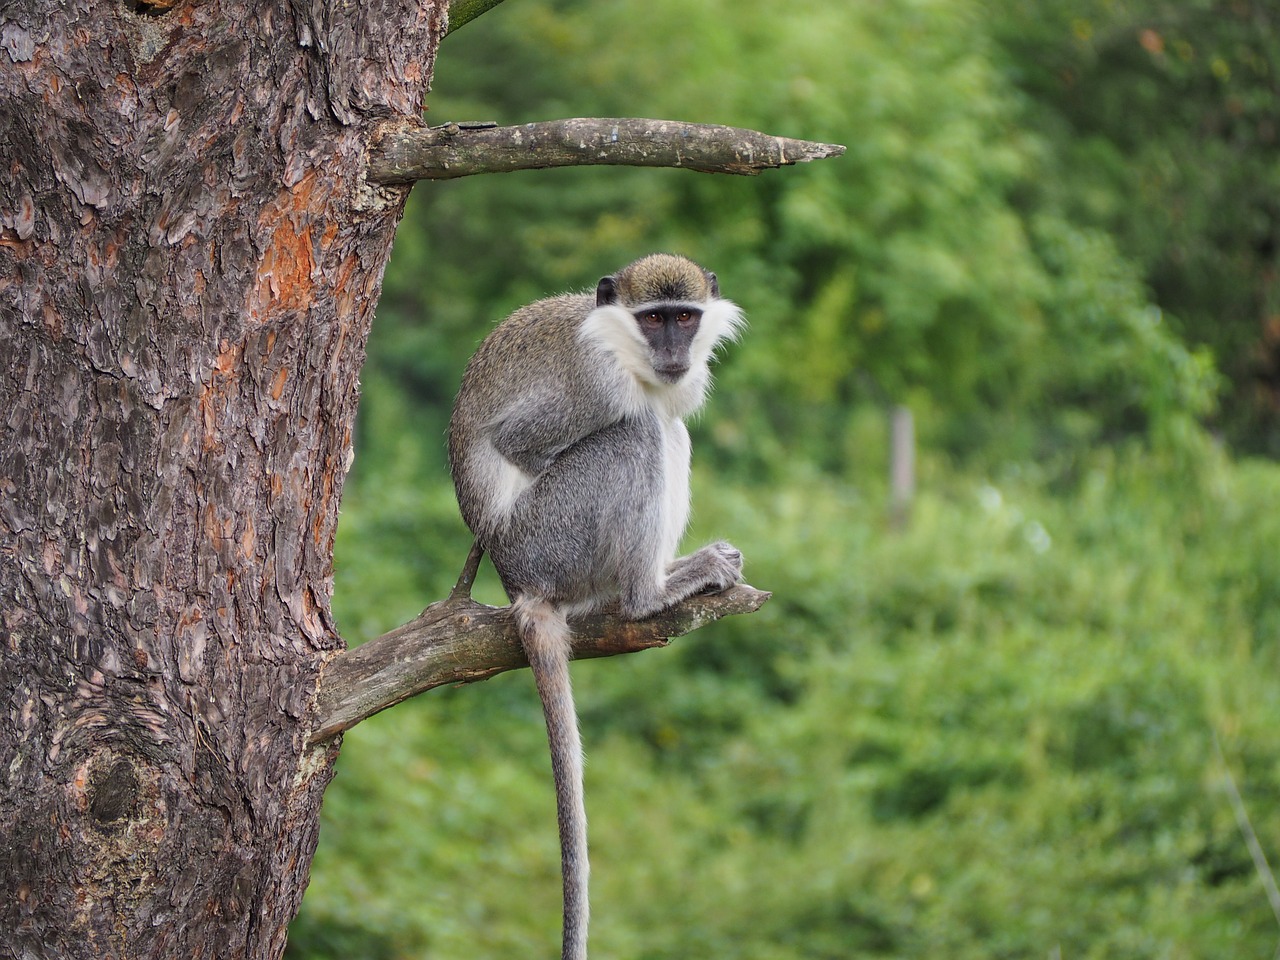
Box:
[447,253,745,960]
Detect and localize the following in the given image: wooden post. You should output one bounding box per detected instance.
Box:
[889,405,915,529]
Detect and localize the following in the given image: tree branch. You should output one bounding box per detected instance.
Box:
[309,583,771,744]
[445,0,509,35]
[448,538,486,600]
[367,117,846,184]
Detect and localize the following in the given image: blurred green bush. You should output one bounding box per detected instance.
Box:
[293,454,1280,958]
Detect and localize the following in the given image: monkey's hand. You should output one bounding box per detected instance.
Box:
[621,541,742,620]
[665,540,743,600]
[691,540,745,592]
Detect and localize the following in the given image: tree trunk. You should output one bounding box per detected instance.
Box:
[0,1,444,956]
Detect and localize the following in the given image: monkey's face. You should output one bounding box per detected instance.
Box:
[588,256,743,400]
[633,304,703,383]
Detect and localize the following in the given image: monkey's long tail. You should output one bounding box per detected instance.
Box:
[514,596,589,960]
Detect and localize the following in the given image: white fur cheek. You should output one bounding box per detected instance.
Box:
[689,299,745,367]
[579,305,650,378]
[579,305,658,415]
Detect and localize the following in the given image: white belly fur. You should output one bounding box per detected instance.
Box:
[658,419,692,569]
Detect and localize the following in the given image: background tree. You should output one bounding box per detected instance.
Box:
[359,0,1222,484]
[994,0,1280,453]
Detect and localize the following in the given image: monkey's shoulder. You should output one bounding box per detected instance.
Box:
[495,292,596,343]
[469,292,618,384]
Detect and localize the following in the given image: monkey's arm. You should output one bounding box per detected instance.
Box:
[489,389,617,477]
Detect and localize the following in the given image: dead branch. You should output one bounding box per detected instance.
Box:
[367,117,846,184]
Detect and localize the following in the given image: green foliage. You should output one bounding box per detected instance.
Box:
[991,0,1280,453]
[295,455,1280,959]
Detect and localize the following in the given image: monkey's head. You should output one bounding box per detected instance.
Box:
[594,254,738,385]
[599,253,720,306]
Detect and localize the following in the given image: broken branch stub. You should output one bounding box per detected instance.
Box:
[367,117,846,184]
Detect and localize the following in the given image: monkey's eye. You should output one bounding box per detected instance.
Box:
[641,311,664,327]
[675,311,695,325]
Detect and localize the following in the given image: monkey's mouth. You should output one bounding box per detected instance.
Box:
[654,364,689,383]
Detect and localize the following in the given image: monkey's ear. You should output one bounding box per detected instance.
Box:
[596,276,619,307]
[705,271,720,299]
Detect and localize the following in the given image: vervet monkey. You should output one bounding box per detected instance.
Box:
[447,253,745,960]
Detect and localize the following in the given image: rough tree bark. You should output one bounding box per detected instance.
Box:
[0,1,832,956]
[0,1,445,957]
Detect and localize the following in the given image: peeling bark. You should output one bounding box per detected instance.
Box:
[0,1,445,957]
